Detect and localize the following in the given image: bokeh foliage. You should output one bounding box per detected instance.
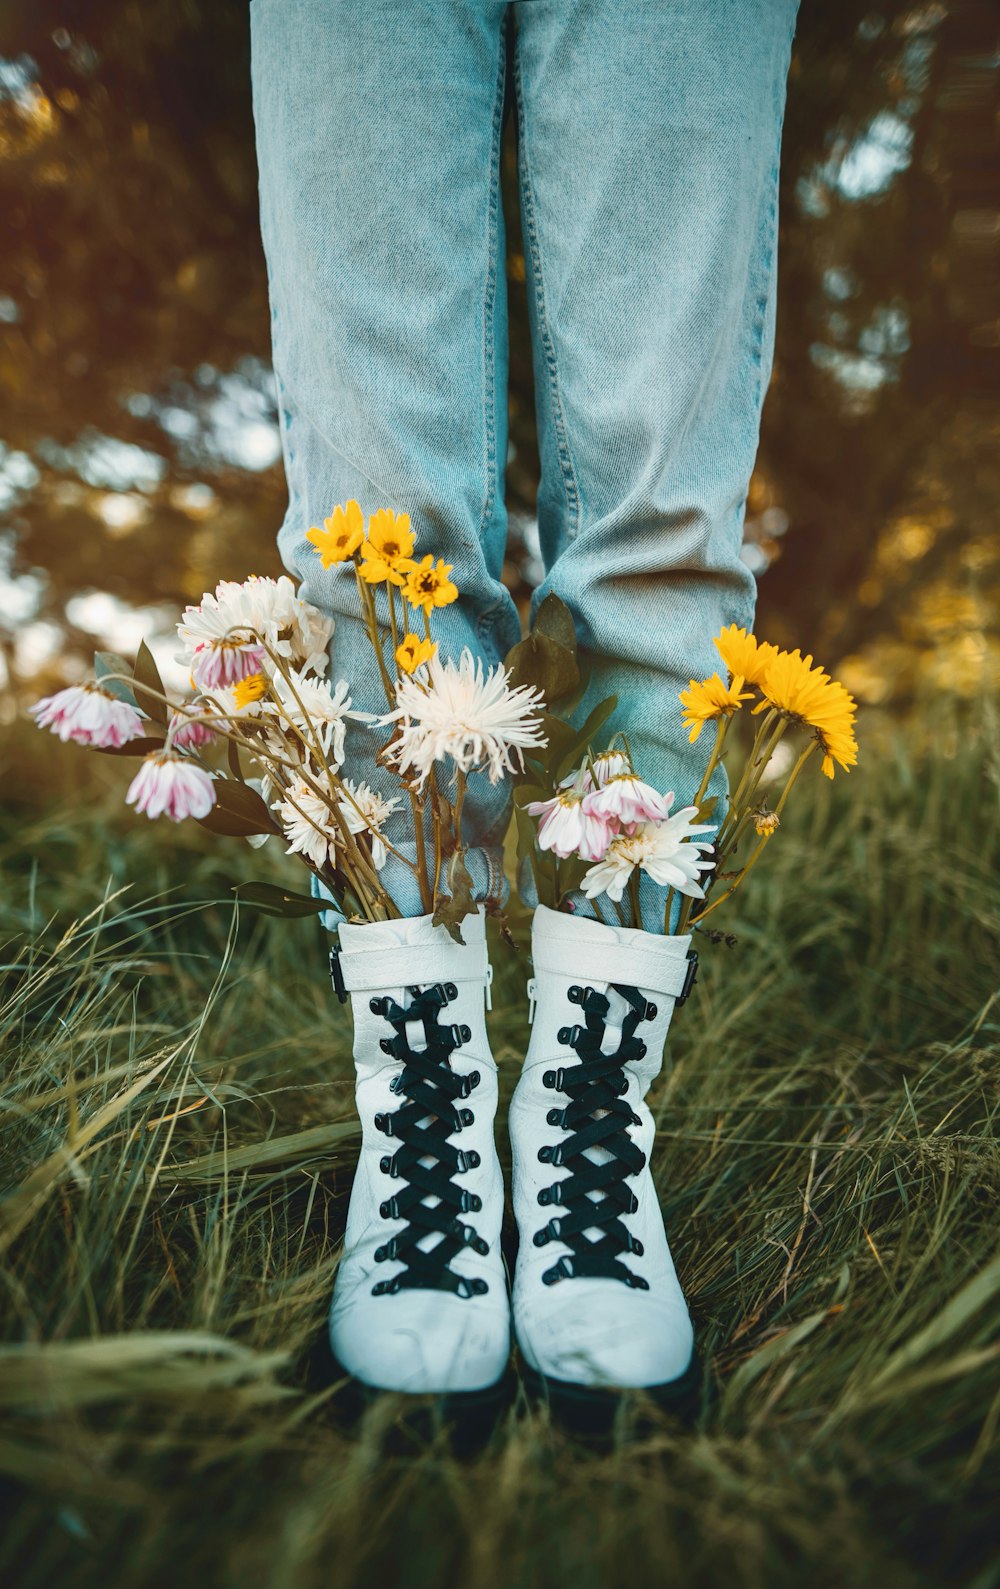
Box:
[0,0,997,705]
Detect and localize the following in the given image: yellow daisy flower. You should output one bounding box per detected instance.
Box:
[305,500,364,568]
[232,671,268,708]
[395,633,437,675]
[679,672,753,743]
[753,810,780,837]
[404,554,458,614]
[756,649,859,778]
[358,508,417,587]
[714,624,779,687]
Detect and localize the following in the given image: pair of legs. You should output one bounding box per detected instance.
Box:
[251,0,798,1399]
[251,0,799,923]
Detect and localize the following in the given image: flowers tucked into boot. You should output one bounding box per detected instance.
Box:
[510,905,700,1401]
[328,908,509,1395]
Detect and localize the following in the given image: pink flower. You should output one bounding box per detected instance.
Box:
[526,788,616,862]
[589,751,630,788]
[581,774,674,827]
[126,751,216,822]
[190,640,265,691]
[168,710,215,750]
[30,683,144,749]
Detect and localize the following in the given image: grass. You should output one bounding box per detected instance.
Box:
[0,703,998,1589]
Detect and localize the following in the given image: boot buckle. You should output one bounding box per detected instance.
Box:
[328,944,348,1005]
[675,948,699,1007]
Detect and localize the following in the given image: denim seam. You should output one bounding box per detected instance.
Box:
[477,29,508,561]
[513,44,582,544]
[751,23,795,417]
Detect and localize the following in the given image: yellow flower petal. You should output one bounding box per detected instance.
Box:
[395,633,437,675]
[305,500,364,568]
[713,624,779,687]
[679,672,753,742]
[758,649,859,777]
[232,671,268,708]
[404,555,458,614]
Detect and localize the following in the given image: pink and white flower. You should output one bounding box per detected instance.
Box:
[30,683,144,749]
[580,809,715,902]
[168,710,215,750]
[176,576,334,678]
[581,773,674,827]
[526,785,615,862]
[189,639,266,691]
[126,751,216,822]
[589,751,631,788]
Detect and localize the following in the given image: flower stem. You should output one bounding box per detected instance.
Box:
[354,563,397,708]
[627,866,642,932]
[453,768,468,851]
[691,714,729,813]
[690,740,817,926]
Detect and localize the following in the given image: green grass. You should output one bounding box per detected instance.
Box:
[0,705,998,1589]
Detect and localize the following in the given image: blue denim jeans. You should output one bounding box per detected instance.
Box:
[251,0,799,927]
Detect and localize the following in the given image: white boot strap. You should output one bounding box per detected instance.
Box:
[531,940,690,1000]
[338,939,489,995]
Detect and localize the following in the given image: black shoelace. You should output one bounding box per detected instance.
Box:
[369,981,490,1301]
[534,982,658,1290]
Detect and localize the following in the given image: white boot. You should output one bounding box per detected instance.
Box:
[328,908,509,1394]
[510,904,699,1396]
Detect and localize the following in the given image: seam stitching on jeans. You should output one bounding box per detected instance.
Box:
[514,45,582,544]
[477,30,507,557]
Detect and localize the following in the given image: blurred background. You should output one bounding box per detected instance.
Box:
[0,0,997,731]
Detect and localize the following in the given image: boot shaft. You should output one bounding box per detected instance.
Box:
[524,905,696,1094]
[336,909,494,1083]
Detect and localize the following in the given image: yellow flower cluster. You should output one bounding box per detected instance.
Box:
[681,624,859,779]
[306,500,458,675]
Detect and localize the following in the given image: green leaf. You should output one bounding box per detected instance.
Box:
[232,882,330,918]
[531,592,577,656]
[94,652,138,707]
[504,632,580,706]
[133,640,168,726]
[92,735,166,758]
[696,795,719,824]
[197,779,280,838]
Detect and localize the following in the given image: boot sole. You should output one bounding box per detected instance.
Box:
[521,1351,703,1434]
[324,1345,513,1450]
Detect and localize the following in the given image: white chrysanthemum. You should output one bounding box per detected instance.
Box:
[263,670,356,767]
[274,777,341,870]
[338,778,400,870]
[580,809,716,902]
[382,649,546,788]
[177,576,333,675]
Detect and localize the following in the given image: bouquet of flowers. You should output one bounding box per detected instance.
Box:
[29,501,547,937]
[507,598,859,936]
[30,498,858,949]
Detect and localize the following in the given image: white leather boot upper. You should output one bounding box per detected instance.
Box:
[510,905,696,1389]
[328,908,509,1394]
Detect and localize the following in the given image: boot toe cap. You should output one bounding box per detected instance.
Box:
[330,1285,510,1394]
[515,1285,694,1389]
